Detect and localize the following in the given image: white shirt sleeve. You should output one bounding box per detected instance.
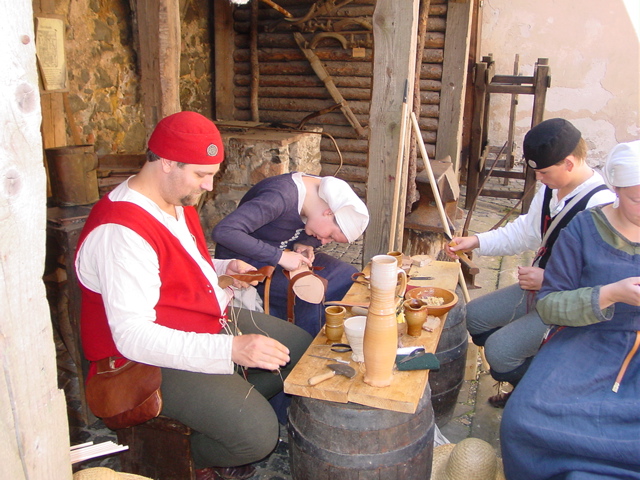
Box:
[475,185,545,257]
[76,222,235,375]
[474,171,615,258]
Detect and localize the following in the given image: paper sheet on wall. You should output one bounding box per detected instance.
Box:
[36,17,68,91]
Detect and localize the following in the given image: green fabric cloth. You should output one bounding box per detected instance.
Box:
[395,352,440,371]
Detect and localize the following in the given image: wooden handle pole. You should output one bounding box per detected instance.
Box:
[389,80,410,252]
[308,370,336,386]
[410,112,471,303]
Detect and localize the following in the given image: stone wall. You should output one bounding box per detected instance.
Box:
[199,125,323,237]
[48,0,213,156]
[480,0,639,163]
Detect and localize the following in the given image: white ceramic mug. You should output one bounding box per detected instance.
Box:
[344,315,367,362]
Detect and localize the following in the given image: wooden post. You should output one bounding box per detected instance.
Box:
[406,0,432,214]
[521,57,551,212]
[133,0,181,132]
[250,0,260,122]
[214,0,236,120]
[435,0,473,174]
[465,57,488,209]
[364,0,420,264]
[2,0,71,477]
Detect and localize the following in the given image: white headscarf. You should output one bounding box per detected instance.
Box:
[318,176,369,243]
[604,140,640,188]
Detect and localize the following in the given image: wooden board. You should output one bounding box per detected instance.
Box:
[284,260,460,414]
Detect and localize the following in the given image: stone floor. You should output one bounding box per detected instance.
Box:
[62,174,533,478]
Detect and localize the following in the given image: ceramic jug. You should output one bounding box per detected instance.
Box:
[363,254,407,387]
[403,299,428,337]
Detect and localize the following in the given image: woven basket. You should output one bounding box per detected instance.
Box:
[431,438,506,480]
[73,467,152,480]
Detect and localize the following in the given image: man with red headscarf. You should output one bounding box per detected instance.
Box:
[76,111,312,480]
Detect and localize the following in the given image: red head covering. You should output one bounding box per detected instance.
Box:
[147,111,224,164]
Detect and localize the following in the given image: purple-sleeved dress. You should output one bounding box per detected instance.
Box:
[213,173,357,336]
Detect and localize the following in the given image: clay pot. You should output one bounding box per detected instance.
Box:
[403,299,428,337]
[363,255,407,387]
[324,305,346,342]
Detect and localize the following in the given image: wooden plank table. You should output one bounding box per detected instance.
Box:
[284,259,460,414]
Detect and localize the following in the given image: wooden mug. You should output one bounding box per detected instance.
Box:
[324,305,346,342]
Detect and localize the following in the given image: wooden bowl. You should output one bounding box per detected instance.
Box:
[404,286,458,317]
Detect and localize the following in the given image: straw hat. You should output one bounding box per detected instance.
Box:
[73,467,152,480]
[431,438,506,480]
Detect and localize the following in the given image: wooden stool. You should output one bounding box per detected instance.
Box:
[116,416,195,480]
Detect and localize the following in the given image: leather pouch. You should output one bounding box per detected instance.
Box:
[85,357,162,430]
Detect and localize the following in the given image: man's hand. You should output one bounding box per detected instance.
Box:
[444,235,479,259]
[518,266,544,291]
[278,250,312,272]
[232,334,290,370]
[225,259,258,287]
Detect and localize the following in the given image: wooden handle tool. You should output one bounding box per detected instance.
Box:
[308,363,356,386]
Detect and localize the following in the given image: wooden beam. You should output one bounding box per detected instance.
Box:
[406,0,432,220]
[214,0,236,120]
[250,0,260,122]
[364,0,419,264]
[2,0,71,476]
[134,0,181,132]
[435,0,473,174]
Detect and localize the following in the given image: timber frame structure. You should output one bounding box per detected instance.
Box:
[213,0,478,262]
[36,0,479,263]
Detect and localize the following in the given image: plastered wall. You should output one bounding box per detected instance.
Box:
[480,0,639,166]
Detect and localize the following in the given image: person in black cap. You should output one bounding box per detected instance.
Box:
[445,118,615,407]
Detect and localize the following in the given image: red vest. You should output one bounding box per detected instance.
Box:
[77,197,225,365]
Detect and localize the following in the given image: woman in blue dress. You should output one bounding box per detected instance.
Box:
[501,140,640,479]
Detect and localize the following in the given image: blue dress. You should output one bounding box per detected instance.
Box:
[212,173,357,336]
[501,207,640,479]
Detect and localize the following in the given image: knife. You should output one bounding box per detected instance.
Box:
[308,354,350,365]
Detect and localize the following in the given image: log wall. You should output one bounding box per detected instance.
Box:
[226,0,448,198]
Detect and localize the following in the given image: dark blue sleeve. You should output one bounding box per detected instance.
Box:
[212,188,289,265]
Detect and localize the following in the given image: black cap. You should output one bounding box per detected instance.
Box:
[523,118,582,169]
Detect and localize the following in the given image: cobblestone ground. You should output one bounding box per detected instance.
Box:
[66,174,532,477]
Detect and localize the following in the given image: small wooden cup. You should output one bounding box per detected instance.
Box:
[386,251,403,269]
[324,305,346,342]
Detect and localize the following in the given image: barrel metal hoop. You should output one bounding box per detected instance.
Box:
[434,336,468,364]
[288,421,434,469]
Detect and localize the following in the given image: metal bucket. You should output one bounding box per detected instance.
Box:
[46,144,99,206]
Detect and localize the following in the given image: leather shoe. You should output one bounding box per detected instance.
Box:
[196,465,256,480]
[488,390,512,408]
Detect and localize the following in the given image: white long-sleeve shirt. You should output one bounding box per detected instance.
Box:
[76,179,237,374]
[475,171,615,257]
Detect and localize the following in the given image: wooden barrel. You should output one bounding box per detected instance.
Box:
[429,285,468,426]
[288,385,434,480]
